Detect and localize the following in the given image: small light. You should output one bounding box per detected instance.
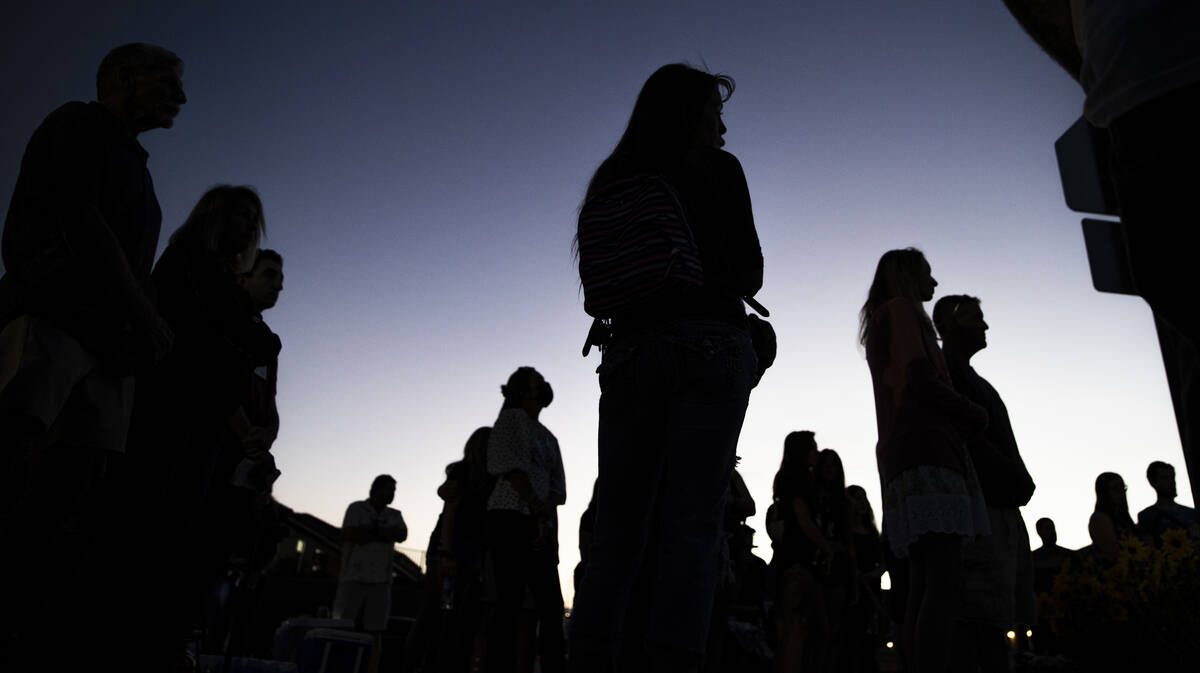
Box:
[296,539,305,553]
[1026,629,1033,638]
[1006,631,1016,640]
[885,641,894,649]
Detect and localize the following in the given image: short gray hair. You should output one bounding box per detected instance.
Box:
[96,43,182,99]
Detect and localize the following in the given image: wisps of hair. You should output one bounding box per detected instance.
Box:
[170,185,265,273]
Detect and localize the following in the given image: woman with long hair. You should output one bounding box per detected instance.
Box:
[772,444,853,673]
[769,431,823,673]
[124,184,280,670]
[812,449,854,672]
[568,64,764,672]
[144,185,278,488]
[404,427,494,673]
[1089,472,1137,562]
[860,248,989,673]
[842,485,885,673]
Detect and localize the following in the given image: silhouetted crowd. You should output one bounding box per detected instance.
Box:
[5,1,1200,670]
[0,44,289,673]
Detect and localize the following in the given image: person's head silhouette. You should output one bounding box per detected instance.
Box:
[846,485,878,532]
[1146,461,1178,501]
[171,185,265,273]
[859,247,937,346]
[369,474,396,510]
[500,367,552,419]
[586,64,735,200]
[783,430,818,470]
[816,449,845,490]
[1035,517,1058,547]
[1095,472,1129,514]
[932,294,988,358]
[96,43,186,135]
[774,431,818,502]
[463,426,491,477]
[239,248,283,312]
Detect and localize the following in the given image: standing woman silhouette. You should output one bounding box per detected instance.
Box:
[568,64,764,673]
[859,248,989,673]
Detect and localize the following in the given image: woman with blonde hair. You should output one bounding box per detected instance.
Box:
[126,184,280,669]
[168,184,265,272]
[860,248,989,673]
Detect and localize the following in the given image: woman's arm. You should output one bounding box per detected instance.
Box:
[887,298,987,432]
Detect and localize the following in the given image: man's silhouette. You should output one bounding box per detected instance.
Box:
[0,42,185,667]
[934,295,1036,673]
[1137,461,1200,542]
[235,248,285,460]
[1030,518,1071,595]
[335,474,408,673]
[1030,517,1071,655]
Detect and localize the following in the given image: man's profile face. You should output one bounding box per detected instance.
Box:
[952,302,988,352]
[240,259,284,311]
[1037,521,1057,545]
[128,62,186,132]
[370,483,396,507]
[1152,466,1177,499]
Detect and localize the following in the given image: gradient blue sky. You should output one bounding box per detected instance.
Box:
[2,1,1185,603]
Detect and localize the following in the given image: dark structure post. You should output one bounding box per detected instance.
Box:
[1055,118,1200,510]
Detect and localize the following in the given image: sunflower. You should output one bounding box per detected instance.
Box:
[1161,528,1193,559]
[1119,535,1152,563]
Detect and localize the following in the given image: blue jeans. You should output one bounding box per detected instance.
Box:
[569,320,756,664]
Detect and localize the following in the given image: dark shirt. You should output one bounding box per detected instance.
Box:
[439,460,494,562]
[944,357,1036,508]
[245,326,280,441]
[1031,544,1072,594]
[2,101,161,361]
[148,243,281,420]
[1137,502,1198,544]
[611,147,763,333]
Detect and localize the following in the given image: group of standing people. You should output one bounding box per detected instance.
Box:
[567,0,1200,663]
[403,367,566,673]
[0,43,288,673]
[564,62,1042,673]
[4,1,1200,671]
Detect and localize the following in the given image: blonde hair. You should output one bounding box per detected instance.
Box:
[170,185,265,273]
[858,247,930,347]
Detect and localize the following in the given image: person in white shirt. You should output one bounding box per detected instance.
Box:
[334,474,407,671]
[484,366,566,673]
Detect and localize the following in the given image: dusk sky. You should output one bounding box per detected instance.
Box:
[2,1,1185,604]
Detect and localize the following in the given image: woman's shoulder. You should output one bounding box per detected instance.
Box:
[680,146,745,177]
[880,296,921,316]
